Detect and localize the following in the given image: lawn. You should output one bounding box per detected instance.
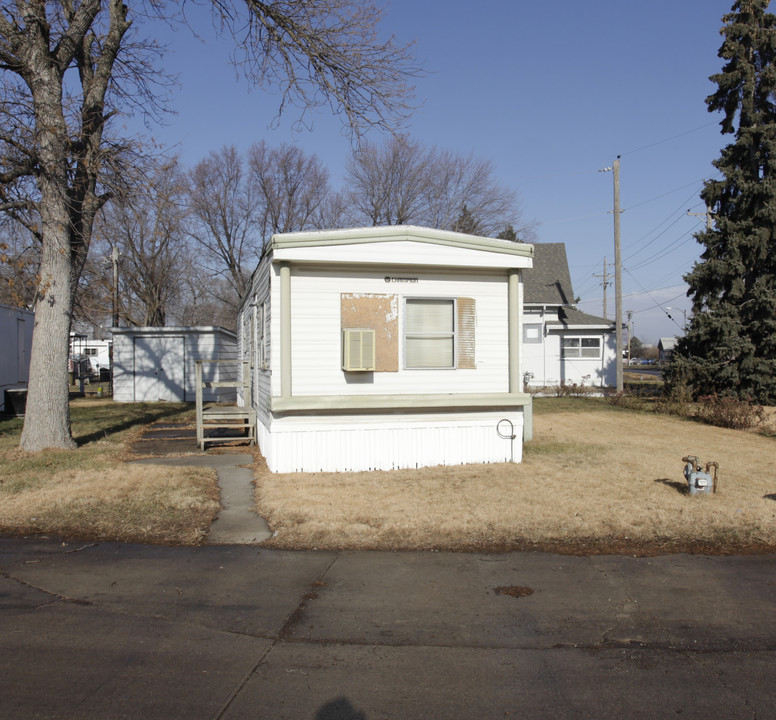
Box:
[255,398,776,554]
[0,399,220,545]
[1,396,774,553]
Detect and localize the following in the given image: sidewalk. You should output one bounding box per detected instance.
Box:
[129,421,272,545]
[1,538,774,719]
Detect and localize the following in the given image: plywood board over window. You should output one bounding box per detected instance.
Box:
[341,294,399,372]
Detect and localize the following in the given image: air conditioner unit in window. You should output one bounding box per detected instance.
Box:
[342,328,376,371]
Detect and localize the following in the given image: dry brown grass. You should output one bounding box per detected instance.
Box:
[256,402,776,554]
[0,403,221,545]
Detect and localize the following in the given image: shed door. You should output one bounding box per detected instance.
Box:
[133,336,185,402]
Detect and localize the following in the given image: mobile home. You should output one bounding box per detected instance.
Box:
[236,225,534,473]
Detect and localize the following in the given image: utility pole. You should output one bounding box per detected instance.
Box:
[688,206,714,230]
[593,258,610,319]
[626,310,633,365]
[599,158,624,393]
[613,157,623,393]
[111,245,119,328]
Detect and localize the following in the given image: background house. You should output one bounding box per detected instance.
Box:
[0,303,33,414]
[522,243,617,389]
[658,337,677,364]
[237,225,534,473]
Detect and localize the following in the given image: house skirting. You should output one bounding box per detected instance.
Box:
[258,400,529,473]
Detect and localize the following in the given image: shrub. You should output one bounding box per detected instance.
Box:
[694,394,767,430]
[552,379,593,398]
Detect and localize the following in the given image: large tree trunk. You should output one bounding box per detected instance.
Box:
[19,64,76,451]
[21,239,76,451]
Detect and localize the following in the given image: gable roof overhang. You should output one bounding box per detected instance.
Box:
[267,225,534,270]
[544,306,616,332]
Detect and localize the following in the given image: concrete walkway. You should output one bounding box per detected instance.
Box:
[129,422,272,545]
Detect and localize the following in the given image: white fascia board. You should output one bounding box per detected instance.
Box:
[545,323,613,332]
[269,225,534,269]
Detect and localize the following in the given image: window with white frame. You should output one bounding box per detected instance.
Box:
[561,336,601,359]
[523,323,543,343]
[405,298,456,368]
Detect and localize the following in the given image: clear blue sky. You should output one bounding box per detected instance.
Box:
[138,0,740,345]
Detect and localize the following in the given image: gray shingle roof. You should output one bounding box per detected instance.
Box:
[523,243,574,305]
[525,243,614,330]
[547,306,614,328]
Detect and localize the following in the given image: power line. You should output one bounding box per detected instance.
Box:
[623,178,706,212]
[619,121,718,157]
[623,268,686,331]
[626,223,700,270]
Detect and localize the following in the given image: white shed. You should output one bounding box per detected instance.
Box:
[236,225,534,473]
[111,326,238,403]
[0,303,34,413]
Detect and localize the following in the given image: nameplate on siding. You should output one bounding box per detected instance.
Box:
[384,276,419,284]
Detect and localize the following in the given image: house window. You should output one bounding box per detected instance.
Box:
[405,298,455,368]
[523,323,543,343]
[562,336,601,359]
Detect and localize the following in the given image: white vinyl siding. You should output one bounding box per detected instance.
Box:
[281,267,506,397]
[405,298,455,369]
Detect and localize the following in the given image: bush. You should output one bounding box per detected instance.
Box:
[694,394,767,430]
[552,378,594,398]
[605,391,648,411]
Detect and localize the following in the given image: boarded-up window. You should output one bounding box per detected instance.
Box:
[341,294,399,372]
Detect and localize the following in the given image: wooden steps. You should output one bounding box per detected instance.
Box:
[195,361,256,451]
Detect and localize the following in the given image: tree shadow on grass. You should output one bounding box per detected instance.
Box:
[654,478,688,495]
[73,405,191,447]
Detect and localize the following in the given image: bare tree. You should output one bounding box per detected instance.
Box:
[0,1,154,450]
[313,189,350,229]
[173,260,236,329]
[345,136,431,225]
[345,136,529,237]
[99,158,188,326]
[187,146,259,304]
[247,141,331,239]
[0,220,38,308]
[0,0,417,451]
[424,150,521,237]
[213,0,419,136]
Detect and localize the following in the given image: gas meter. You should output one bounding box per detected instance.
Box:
[681,456,719,496]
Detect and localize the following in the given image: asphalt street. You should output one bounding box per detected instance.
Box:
[1,538,774,719]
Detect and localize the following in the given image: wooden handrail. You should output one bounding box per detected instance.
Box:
[196,359,255,450]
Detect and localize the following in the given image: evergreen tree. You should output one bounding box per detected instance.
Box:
[496,224,518,242]
[666,0,776,403]
[452,204,482,235]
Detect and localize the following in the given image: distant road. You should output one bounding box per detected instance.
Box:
[624,366,662,379]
